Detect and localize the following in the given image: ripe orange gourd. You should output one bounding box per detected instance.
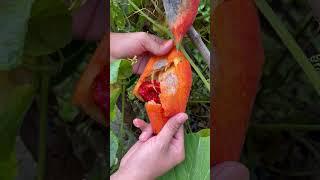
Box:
[133,48,192,134]
[73,35,107,126]
[212,0,265,165]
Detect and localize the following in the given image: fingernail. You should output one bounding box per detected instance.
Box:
[162,40,173,46]
[133,118,138,124]
[133,119,140,127]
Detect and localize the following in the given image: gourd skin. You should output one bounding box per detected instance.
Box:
[134,48,192,134]
[73,35,107,126]
[212,0,265,165]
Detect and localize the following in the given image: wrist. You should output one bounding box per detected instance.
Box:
[111,166,155,180]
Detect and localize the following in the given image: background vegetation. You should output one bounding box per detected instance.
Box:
[242,0,320,179]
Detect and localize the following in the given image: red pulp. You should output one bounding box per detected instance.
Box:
[138,80,161,103]
[92,65,107,115]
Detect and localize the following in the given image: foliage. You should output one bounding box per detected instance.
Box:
[242,0,320,179]
[0,0,34,70]
[0,0,106,179]
[109,59,133,171]
[0,70,35,179]
[110,130,119,168]
[24,0,72,56]
[159,129,210,180]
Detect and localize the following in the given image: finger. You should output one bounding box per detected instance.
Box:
[157,113,188,144]
[171,125,185,150]
[133,118,153,142]
[211,162,249,180]
[140,33,174,56]
[132,54,149,74]
[139,125,153,142]
[133,118,148,130]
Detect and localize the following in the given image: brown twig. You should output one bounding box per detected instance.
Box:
[187,26,210,66]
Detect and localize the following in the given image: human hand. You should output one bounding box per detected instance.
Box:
[211,161,249,180]
[111,113,188,180]
[110,32,174,74]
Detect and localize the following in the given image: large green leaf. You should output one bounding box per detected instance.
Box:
[0,71,35,179]
[110,85,121,121]
[110,130,119,168]
[0,0,34,70]
[24,0,72,56]
[159,130,210,180]
[110,60,132,84]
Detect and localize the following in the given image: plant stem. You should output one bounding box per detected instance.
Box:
[256,0,320,96]
[37,73,49,180]
[181,46,210,91]
[186,120,193,133]
[251,123,320,131]
[265,164,320,176]
[187,26,210,66]
[189,100,210,103]
[119,84,126,155]
[128,0,171,35]
[290,132,320,161]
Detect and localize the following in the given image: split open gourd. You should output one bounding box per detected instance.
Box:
[73,35,107,126]
[133,48,192,134]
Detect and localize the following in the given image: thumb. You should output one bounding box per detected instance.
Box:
[157,113,188,144]
[211,162,249,180]
[140,33,174,55]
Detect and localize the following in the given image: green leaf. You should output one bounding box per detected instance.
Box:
[0,82,34,162]
[110,86,121,121]
[24,0,72,56]
[58,98,79,122]
[159,131,210,180]
[110,60,132,84]
[0,0,34,70]
[54,73,81,123]
[197,129,210,137]
[0,71,34,179]
[110,130,119,168]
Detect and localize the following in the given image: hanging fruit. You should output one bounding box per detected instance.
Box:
[133,48,192,134]
[162,0,200,44]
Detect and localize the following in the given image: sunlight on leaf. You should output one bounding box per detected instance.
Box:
[110,60,132,84]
